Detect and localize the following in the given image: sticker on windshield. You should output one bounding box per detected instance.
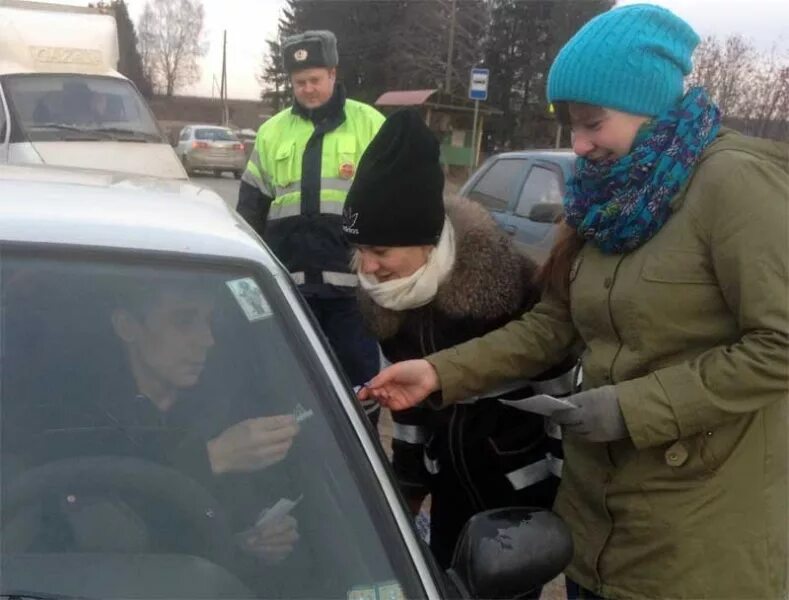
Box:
[347,587,376,600]
[293,403,314,423]
[226,277,272,321]
[347,582,404,600]
[376,581,405,600]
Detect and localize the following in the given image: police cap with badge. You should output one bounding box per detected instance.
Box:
[282,30,339,74]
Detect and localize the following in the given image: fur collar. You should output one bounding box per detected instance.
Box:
[358,196,540,339]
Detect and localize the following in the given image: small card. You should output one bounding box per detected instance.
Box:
[498,393,577,416]
[254,494,303,528]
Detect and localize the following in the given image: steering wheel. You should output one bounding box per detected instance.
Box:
[1,456,236,562]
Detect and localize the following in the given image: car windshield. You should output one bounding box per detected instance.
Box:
[0,249,424,600]
[195,128,238,142]
[3,74,163,143]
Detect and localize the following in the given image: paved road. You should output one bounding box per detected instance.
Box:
[191,173,241,210]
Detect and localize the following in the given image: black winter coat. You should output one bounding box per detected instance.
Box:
[357,197,575,568]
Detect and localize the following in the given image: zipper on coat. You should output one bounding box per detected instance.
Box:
[454,407,486,509]
[421,309,485,510]
[605,257,627,382]
[447,405,485,510]
[597,257,625,588]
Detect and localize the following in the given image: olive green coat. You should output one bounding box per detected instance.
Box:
[428,130,788,599]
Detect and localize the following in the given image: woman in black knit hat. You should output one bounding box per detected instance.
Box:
[343,108,576,571]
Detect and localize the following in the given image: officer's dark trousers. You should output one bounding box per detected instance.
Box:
[305,296,380,422]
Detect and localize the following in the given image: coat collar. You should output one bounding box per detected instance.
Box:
[291,83,346,128]
[358,196,540,339]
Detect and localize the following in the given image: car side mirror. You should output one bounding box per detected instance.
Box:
[447,508,573,599]
[528,203,563,223]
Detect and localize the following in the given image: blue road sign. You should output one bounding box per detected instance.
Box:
[469,67,489,101]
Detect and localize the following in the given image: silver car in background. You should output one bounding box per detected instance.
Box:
[175,124,247,178]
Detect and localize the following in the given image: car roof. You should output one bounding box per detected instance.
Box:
[493,149,576,162]
[0,165,278,270]
[184,124,234,131]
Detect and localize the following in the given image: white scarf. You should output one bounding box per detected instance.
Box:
[358,219,456,311]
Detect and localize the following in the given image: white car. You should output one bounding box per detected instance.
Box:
[0,2,188,180]
[0,165,571,600]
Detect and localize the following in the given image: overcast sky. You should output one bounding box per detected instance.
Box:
[49,0,789,100]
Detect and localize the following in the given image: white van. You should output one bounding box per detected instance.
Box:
[0,0,188,179]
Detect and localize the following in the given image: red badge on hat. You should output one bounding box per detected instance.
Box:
[339,162,355,179]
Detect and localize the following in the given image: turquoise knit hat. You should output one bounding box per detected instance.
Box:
[547,3,700,116]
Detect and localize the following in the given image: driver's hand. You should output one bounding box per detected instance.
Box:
[240,515,299,564]
[207,414,299,475]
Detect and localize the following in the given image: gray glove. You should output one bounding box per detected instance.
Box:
[551,385,629,442]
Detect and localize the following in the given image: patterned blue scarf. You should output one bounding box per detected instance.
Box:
[564,88,721,254]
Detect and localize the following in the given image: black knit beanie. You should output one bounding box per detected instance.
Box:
[343,108,445,247]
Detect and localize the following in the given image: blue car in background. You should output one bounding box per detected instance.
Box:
[459,150,576,263]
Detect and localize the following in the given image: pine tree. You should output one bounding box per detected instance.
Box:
[91,1,153,97]
[482,0,613,147]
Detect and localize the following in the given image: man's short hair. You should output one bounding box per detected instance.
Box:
[111,272,216,320]
[282,30,338,74]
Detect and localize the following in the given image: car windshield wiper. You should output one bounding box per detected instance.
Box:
[1,591,95,600]
[26,124,159,143]
[91,127,161,143]
[25,123,112,141]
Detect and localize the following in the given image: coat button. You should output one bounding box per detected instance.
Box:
[706,431,713,437]
[604,277,613,289]
[665,442,689,467]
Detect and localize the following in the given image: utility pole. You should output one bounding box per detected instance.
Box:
[444,0,456,96]
[211,75,219,100]
[221,30,229,126]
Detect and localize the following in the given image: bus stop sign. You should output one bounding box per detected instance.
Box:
[469,68,489,101]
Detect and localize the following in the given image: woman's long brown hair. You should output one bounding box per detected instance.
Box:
[535,220,584,302]
[534,100,588,301]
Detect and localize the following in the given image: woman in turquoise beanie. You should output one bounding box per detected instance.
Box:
[360,3,788,599]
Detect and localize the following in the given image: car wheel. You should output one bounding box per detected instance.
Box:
[182,156,193,177]
[214,170,223,178]
[233,170,242,180]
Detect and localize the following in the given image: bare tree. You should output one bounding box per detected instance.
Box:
[687,35,756,115]
[743,48,789,138]
[688,34,789,140]
[138,0,208,96]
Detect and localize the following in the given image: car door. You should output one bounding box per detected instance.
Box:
[0,81,9,163]
[510,161,566,263]
[462,156,530,235]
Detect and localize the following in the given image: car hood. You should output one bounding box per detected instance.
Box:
[0,162,224,204]
[30,141,188,180]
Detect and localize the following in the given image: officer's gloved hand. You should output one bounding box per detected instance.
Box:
[551,385,628,442]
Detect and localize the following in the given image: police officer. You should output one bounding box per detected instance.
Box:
[237,30,384,423]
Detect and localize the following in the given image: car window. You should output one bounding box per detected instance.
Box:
[4,74,163,143]
[514,164,564,217]
[467,158,528,212]
[179,128,191,141]
[196,128,238,141]
[0,249,425,600]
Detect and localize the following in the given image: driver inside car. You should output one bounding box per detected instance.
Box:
[108,277,301,562]
[5,275,301,564]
